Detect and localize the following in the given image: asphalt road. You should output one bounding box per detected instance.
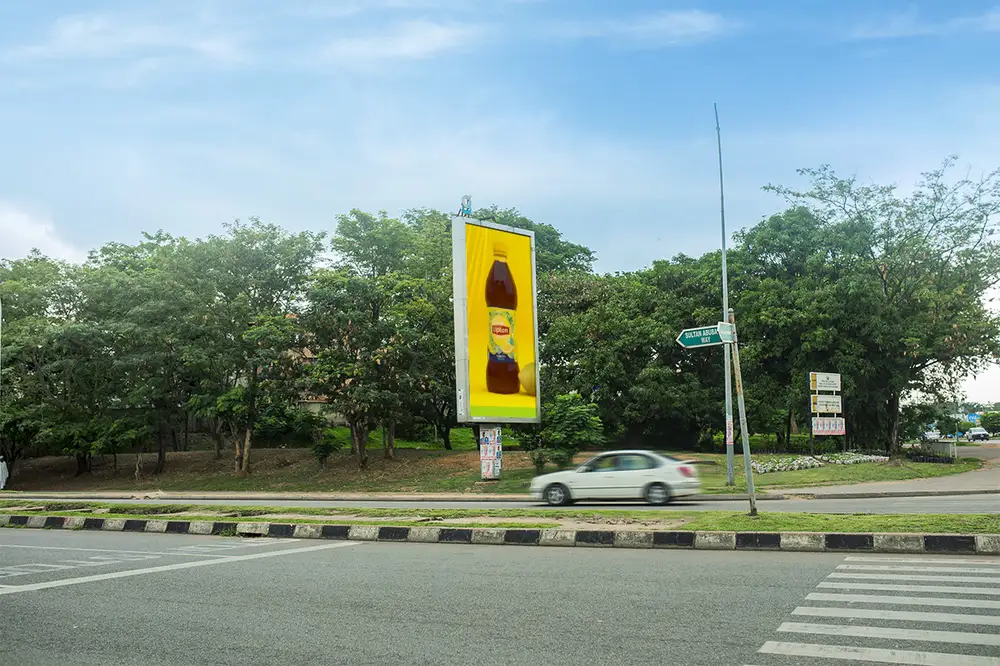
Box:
[67,493,1000,514]
[3,530,998,665]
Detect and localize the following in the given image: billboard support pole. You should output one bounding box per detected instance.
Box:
[729,308,757,516]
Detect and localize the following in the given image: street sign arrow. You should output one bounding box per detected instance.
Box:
[676,324,725,349]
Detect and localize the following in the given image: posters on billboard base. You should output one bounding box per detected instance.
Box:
[452,215,541,424]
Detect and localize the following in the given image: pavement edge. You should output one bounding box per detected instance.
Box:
[2,515,998,555]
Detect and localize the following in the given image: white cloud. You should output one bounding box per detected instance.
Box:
[557,10,737,47]
[0,203,85,263]
[319,19,483,63]
[7,13,246,64]
[850,8,1000,40]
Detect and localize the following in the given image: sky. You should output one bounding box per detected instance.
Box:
[1,0,1000,399]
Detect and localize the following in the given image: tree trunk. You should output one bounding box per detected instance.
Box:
[233,429,244,474]
[134,447,144,480]
[154,423,167,475]
[75,453,90,476]
[442,427,452,451]
[239,427,252,476]
[351,421,369,468]
[384,420,396,459]
[170,427,180,453]
[887,393,902,454]
[785,409,793,452]
[212,423,224,461]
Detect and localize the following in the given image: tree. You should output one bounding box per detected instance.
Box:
[524,393,605,472]
[472,206,595,274]
[401,209,458,449]
[980,411,1000,434]
[765,158,1000,451]
[305,210,416,466]
[194,219,325,475]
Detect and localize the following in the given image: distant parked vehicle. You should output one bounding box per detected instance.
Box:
[966,427,989,442]
[921,430,941,442]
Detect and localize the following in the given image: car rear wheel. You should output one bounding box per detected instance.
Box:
[544,483,570,506]
[645,482,671,506]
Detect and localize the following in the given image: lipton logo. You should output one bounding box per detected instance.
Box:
[492,324,510,336]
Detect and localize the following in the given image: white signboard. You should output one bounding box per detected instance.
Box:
[479,427,503,480]
[809,372,842,392]
[812,417,846,436]
[811,394,843,414]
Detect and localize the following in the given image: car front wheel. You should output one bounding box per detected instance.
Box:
[544,483,570,506]
[645,483,672,506]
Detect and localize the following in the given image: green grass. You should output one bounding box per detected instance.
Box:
[680,511,1000,534]
[6,444,981,497]
[690,455,981,493]
[3,500,998,534]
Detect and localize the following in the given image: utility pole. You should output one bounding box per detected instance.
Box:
[715,103,735,486]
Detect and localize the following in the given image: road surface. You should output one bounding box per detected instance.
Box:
[2,529,998,665]
[50,493,1000,514]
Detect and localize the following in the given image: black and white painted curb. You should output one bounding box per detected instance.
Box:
[2,514,998,555]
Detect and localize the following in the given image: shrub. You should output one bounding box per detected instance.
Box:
[312,428,346,466]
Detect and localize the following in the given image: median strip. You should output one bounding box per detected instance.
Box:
[2,513,999,555]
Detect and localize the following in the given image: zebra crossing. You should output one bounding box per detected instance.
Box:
[745,554,1000,665]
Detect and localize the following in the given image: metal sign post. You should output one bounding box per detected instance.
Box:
[676,315,757,515]
[715,103,735,488]
[809,372,845,447]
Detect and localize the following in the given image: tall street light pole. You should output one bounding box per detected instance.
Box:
[715,103,735,486]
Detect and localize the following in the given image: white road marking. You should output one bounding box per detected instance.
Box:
[0,544,220,558]
[0,541,359,595]
[0,554,163,579]
[793,605,1000,626]
[838,564,1000,575]
[758,641,1000,665]
[807,592,1000,609]
[817,581,1000,595]
[828,572,1000,583]
[845,556,1000,566]
[777,621,1000,647]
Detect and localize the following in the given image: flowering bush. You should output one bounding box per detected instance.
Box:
[819,452,889,465]
[751,456,824,474]
[750,450,889,474]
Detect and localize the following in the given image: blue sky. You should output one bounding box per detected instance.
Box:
[2,0,1000,397]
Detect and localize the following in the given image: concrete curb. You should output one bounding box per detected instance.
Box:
[3,514,998,555]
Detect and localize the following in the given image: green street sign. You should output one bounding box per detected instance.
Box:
[676,323,731,349]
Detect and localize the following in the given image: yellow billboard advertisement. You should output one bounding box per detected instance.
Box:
[452,216,540,423]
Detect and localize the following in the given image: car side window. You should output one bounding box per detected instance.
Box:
[620,454,654,471]
[594,455,619,471]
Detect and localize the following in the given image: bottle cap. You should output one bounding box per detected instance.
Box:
[493,242,508,257]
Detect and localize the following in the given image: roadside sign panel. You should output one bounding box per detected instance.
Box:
[809,372,842,392]
[452,215,540,423]
[811,394,843,414]
[812,417,846,436]
[479,427,503,479]
[677,325,724,348]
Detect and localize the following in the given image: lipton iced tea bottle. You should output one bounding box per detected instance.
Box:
[486,241,520,393]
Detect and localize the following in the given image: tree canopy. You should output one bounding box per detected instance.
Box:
[2,157,998,480]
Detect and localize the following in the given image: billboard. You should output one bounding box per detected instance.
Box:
[452,216,540,423]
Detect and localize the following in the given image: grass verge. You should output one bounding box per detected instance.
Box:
[694,456,981,493]
[2,501,998,534]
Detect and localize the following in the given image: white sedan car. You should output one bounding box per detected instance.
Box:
[529,450,700,506]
